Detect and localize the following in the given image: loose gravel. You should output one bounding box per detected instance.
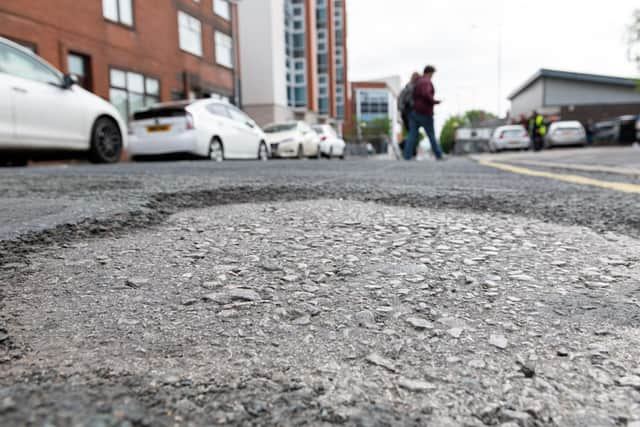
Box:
[2,200,640,426]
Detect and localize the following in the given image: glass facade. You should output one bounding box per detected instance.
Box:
[285,0,307,108]
[333,0,345,119]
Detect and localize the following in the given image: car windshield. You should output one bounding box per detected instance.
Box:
[264,123,297,133]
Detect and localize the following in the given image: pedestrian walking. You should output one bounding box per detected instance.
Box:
[404,65,444,161]
[586,119,595,145]
[397,72,420,156]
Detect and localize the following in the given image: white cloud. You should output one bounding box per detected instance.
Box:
[347,0,639,128]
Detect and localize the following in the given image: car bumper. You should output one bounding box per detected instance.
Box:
[495,140,530,150]
[269,141,298,158]
[548,137,586,146]
[128,131,201,156]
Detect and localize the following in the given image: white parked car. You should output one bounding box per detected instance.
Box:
[312,124,346,159]
[0,37,127,166]
[128,99,268,161]
[264,121,320,159]
[488,125,531,152]
[545,121,586,148]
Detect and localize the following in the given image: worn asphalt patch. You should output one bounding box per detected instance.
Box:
[2,200,640,426]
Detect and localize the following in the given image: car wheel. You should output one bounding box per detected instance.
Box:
[209,139,224,162]
[315,145,322,159]
[257,142,269,161]
[297,145,304,159]
[328,147,334,160]
[89,117,122,164]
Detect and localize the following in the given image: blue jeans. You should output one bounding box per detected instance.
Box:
[404,111,443,160]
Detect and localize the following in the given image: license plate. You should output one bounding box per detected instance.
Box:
[147,125,171,133]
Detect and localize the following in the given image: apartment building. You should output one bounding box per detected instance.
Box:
[0,0,240,120]
[238,0,348,129]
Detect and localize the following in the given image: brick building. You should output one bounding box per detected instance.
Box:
[344,77,402,144]
[0,0,240,121]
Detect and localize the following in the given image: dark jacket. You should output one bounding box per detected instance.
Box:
[397,82,416,113]
[413,77,439,116]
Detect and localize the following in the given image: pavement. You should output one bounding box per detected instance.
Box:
[1,148,640,426]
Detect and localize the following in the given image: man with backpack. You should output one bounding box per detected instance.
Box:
[404,65,445,161]
[397,72,420,156]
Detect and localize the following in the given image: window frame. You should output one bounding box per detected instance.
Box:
[108,66,161,120]
[177,10,203,57]
[214,31,234,69]
[213,0,231,21]
[102,0,135,28]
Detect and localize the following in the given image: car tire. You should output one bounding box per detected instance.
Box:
[328,147,334,160]
[209,138,224,162]
[89,117,123,164]
[297,145,304,160]
[257,141,269,161]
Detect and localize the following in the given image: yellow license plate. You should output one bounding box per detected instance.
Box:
[147,125,171,133]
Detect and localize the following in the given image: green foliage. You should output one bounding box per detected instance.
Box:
[464,110,497,125]
[439,110,496,154]
[345,116,391,143]
[439,115,465,154]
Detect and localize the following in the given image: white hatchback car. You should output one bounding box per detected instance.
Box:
[264,121,321,159]
[488,125,531,152]
[128,99,269,161]
[312,124,346,159]
[545,121,587,148]
[0,37,127,166]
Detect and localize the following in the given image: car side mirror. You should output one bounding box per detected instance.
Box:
[62,74,78,89]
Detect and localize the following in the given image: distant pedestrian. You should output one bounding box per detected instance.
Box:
[404,65,444,160]
[528,111,546,151]
[586,119,595,145]
[398,72,420,155]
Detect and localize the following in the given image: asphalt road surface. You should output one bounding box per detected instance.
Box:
[1,150,640,426]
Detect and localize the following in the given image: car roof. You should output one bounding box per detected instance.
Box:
[496,125,525,130]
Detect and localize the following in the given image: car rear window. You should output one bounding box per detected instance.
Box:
[133,107,187,120]
[502,129,524,137]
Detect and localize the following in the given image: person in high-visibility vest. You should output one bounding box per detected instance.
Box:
[529,111,546,151]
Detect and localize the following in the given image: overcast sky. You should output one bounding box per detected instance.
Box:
[347,0,639,127]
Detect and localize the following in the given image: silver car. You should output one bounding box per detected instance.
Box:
[545,121,586,148]
[488,125,531,152]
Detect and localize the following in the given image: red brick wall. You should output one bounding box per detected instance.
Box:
[0,0,235,103]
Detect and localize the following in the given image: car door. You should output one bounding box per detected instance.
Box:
[299,122,317,156]
[226,105,259,158]
[0,42,88,149]
[204,102,237,156]
[0,65,15,146]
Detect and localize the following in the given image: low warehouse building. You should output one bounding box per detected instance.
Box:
[508,69,640,124]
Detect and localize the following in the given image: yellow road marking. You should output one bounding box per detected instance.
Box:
[477,160,640,194]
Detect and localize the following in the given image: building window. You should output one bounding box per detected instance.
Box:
[102,0,134,26]
[109,68,160,120]
[215,31,233,68]
[213,0,231,20]
[178,11,203,56]
[67,52,92,91]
